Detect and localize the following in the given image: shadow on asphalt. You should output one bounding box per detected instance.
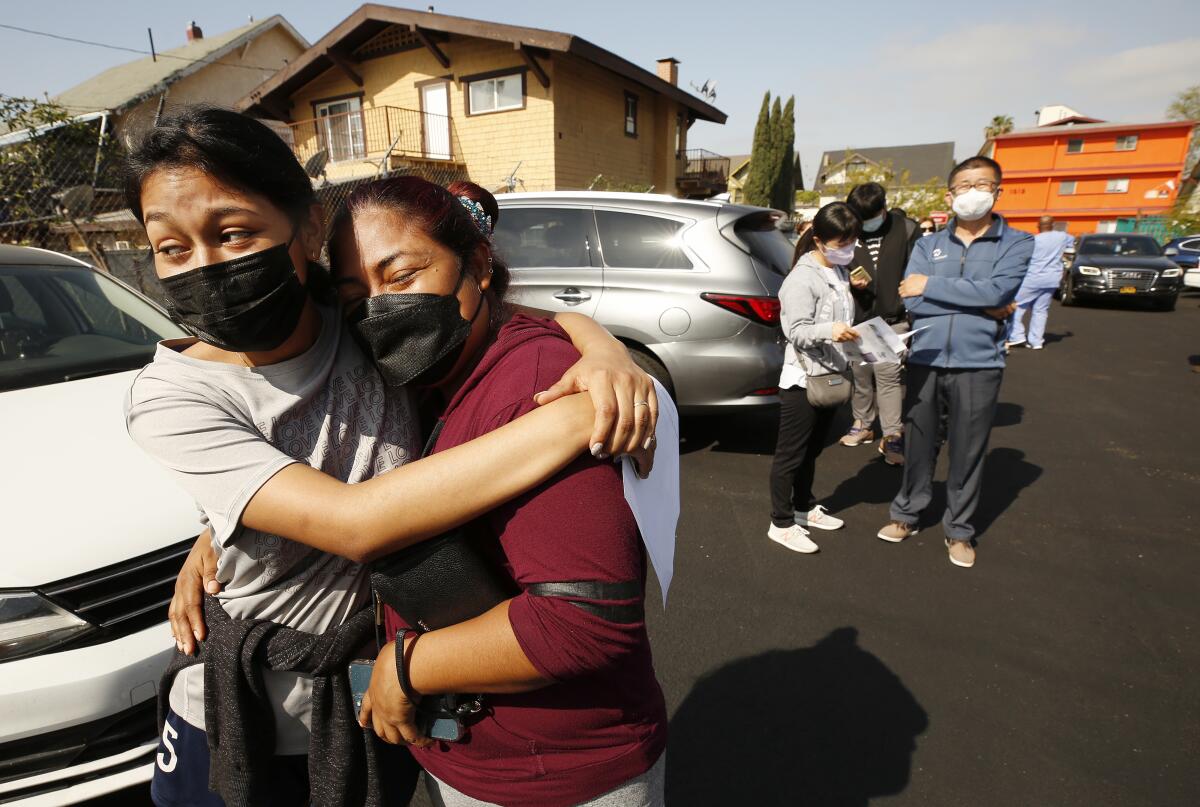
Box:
[992,401,1024,427]
[665,627,927,807]
[679,408,854,457]
[972,447,1043,535]
[820,445,1041,537]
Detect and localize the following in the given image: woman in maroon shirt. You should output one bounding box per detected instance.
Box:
[334,178,669,807]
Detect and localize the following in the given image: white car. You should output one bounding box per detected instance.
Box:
[1184,268,1200,290]
[0,246,201,805]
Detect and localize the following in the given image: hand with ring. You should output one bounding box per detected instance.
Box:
[626,400,656,478]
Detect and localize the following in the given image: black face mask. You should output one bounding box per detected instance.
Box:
[159,241,307,352]
[349,266,484,389]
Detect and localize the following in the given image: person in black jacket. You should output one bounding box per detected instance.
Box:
[839,183,919,465]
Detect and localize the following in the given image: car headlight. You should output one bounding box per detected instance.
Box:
[0,591,93,663]
[1162,267,1182,277]
[1077,265,1102,276]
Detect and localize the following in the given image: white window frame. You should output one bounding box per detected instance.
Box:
[1115,135,1138,151]
[1105,178,1130,194]
[315,97,365,162]
[1059,180,1077,196]
[466,73,524,115]
[1096,221,1118,233]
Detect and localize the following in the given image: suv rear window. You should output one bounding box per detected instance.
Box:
[594,211,692,269]
[0,265,183,392]
[493,207,592,268]
[732,213,793,276]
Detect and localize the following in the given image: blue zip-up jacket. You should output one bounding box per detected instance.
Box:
[904,215,1034,369]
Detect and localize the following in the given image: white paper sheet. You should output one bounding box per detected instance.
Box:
[620,379,679,607]
[841,317,927,365]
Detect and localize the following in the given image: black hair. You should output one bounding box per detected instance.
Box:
[792,201,862,267]
[846,182,887,219]
[948,155,1002,187]
[327,176,512,327]
[122,105,331,300]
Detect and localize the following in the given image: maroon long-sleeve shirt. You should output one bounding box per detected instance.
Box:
[384,314,667,806]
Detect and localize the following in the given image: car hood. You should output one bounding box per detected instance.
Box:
[1075,255,1175,270]
[0,370,202,587]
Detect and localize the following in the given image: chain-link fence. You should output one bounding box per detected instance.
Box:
[0,103,126,267]
[1,98,475,293]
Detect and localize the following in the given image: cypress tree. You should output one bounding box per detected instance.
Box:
[773,96,796,212]
[744,92,773,207]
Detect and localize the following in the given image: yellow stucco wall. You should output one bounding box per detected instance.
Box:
[551,54,682,192]
[287,35,556,190]
[279,33,687,193]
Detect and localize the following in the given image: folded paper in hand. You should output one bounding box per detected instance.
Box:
[842,317,928,365]
[620,379,678,607]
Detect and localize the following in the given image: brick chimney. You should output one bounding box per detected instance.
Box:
[656,58,679,86]
[186,21,203,42]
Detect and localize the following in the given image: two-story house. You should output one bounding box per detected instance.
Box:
[237,4,727,196]
[984,113,1196,236]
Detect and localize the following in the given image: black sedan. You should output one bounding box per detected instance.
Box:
[1060,233,1183,311]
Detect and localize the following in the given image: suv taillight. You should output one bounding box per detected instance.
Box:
[700,293,780,326]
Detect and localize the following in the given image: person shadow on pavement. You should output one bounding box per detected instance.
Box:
[665,627,927,806]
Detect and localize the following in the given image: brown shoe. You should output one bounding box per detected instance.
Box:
[946,539,976,568]
[876,521,917,543]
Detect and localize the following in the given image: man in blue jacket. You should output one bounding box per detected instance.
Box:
[876,156,1034,568]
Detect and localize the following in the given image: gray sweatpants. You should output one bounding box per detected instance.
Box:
[889,364,1003,542]
[850,321,908,436]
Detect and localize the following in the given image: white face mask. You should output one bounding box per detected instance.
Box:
[820,241,857,265]
[951,188,995,222]
[861,213,886,233]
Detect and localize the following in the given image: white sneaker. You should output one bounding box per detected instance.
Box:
[767,523,819,554]
[796,505,844,531]
[1005,338,1026,349]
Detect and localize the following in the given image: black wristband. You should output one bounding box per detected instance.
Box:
[393,628,419,702]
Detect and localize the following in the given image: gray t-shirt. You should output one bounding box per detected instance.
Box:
[125,304,420,754]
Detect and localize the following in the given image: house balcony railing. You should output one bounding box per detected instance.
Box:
[677,148,729,198]
[284,105,463,177]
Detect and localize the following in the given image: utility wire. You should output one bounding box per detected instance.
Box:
[0,22,287,73]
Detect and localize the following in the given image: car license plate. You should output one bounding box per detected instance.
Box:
[1120,286,1137,294]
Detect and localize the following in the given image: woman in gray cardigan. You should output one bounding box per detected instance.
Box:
[769,202,871,553]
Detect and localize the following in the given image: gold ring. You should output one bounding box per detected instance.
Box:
[633,401,649,407]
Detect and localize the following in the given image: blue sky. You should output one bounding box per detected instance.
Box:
[2,0,1197,184]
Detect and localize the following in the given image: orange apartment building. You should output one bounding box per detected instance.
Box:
[984,119,1195,237]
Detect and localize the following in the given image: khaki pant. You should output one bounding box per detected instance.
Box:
[850,321,909,437]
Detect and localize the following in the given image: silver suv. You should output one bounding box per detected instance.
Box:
[493,192,789,414]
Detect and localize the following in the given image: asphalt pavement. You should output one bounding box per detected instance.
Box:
[84,291,1200,807]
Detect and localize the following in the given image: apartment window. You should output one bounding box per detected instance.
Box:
[675,113,684,158]
[1059,180,1077,195]
[315,97,365,162]
[1096,221,1117,233]
[624,92,639,137]
[1115,135,1138,151]
[1106,178,1130,194]
[1066,138,1084,154]
[466,71,524,115]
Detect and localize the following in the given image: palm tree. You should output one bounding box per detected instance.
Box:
[984,114,1015,140]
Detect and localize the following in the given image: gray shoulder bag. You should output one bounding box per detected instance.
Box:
[806,367,851,408]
